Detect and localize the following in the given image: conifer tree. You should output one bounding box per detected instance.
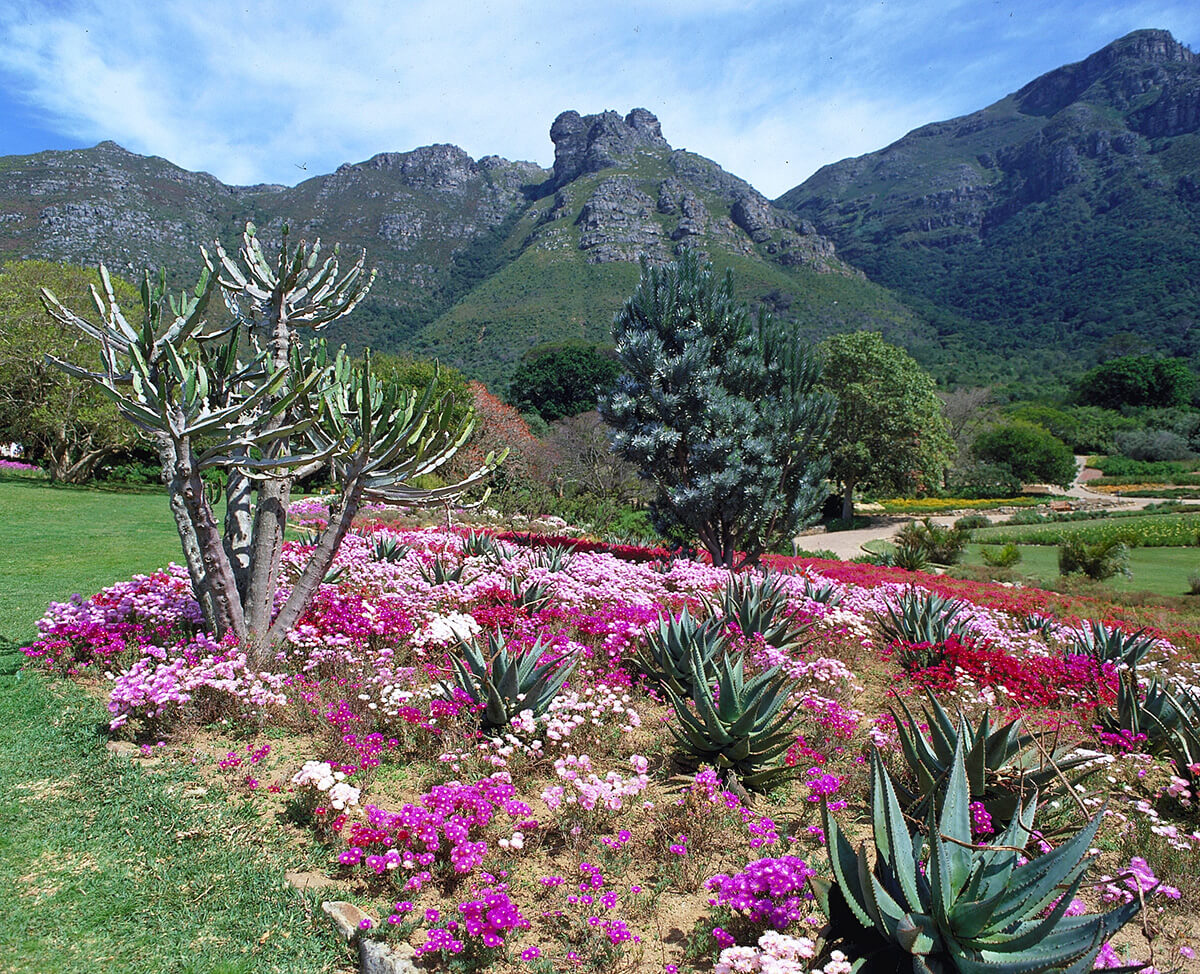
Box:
[600,252,834,569]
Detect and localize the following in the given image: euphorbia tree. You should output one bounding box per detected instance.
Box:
[41,223,498,661]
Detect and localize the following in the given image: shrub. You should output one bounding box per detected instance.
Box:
[895,517,970,565]
[979,543,1021,567]
[1057,537,1129,580]
[1189,571,1200,595]
[954,514,991,530]
[972,421,1076,487]
[1113,428,1194,462]
[945,459,1023,499]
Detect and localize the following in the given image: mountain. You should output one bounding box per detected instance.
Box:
[777,29,1200,384]
[0,111,924,390]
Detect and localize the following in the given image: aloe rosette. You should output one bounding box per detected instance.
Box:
[712,572,814,652]
[444,630,576,731]
[812,744,1148,973]
[664,648,801,791]
[635,606,729,697]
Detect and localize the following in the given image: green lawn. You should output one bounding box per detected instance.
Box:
[964,544,1199,597]
[972,512,1200,548]
[0,479,351,974]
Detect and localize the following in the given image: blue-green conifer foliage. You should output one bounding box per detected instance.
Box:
[599,252,834,568]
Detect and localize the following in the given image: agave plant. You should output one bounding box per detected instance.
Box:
[663,648,801,790]
[296,528,322,546]
[711,573,813,652]
[371,535,410,563]
[802,578,844,607]
[1020,613,1056,636]
[634,606,729,697]
[812,744,1148,974]
[507,576,552,611]
[1153,685,1200,791]
[533,544,575,573]
[443,630,576,731]
[462,530,509,563]
[1068,620,1157,669]
[1095,669,1184,753]
[892,540,930,572]
[419,556,470,585]
[877,590,974,670]
[891,691,1093,827]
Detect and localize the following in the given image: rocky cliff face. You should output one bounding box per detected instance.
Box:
[777,29,1200,368]
[0,108,920,388]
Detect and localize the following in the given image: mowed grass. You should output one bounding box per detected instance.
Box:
[964,544,1200,597]
[0,479,351,974]
[972,511,1200,547]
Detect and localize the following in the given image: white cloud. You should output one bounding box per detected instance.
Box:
[0,0,1197,195]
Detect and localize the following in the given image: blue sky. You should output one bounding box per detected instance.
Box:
[1,1,1198,198]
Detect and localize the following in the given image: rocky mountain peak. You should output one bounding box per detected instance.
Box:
[337,144,479,188]
[1014,28,1196,117]
[548,108,669,188]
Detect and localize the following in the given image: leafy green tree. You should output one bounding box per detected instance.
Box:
[508,343,622,421]
[819,332,954,519]
[1077,355,1194,410]
[972,420,1076,487]
[0,260,141,481]
[599,252,834,569]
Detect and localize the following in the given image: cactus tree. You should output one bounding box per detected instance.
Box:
[42,222,499,660]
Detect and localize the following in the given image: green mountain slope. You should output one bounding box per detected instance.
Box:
[777,29,1200,379]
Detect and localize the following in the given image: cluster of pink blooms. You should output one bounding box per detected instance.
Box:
[705,856,817,932]
[713,931,820,974]
[415,885,530,956]
[541,754,651,812]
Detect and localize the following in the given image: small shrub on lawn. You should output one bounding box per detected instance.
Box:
[1058,536,1130,580]
[979,543,1022,568]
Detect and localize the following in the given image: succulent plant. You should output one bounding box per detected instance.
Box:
[802,578,844,607]
[892,539,930,572]
[419,556,469,585]
[811,743,1148,974]
[891,690,1093,827]
[1068,621,1157,669]
[878,590,974,670]
[1020,613,1056,636]
[462,530,509,563]
[1096,668,1183,753]
[507,576,552,611]
[443,630,575,731]
[533,544,574,573]
[1152,685,1200,790]
[712,572,813,652]
[634,606,729,697]
[663,648,801,791]
[371,535,410,563]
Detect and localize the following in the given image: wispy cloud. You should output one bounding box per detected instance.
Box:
[0,0,1197,195]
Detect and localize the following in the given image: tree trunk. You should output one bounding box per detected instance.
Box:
[259,473,365,660]
[842,481,855,522]
[158,436,219,630]
[223,463,253,601]
[243,476,289,639]
[168,433,246,641]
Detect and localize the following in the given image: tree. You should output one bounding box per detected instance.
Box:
[0,260,141,481]
[972,420,1076,487]
[820,332,954,519]
[508,343,622,421]
[1077,355,1194,409]
[599,251,834,569]
[44,224,498,661]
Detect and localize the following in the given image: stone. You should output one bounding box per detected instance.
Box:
[548,108,669,188]
[105,740,137,757]
[359,938,418,974]
[285,870,335,891]
[321,900,377,942]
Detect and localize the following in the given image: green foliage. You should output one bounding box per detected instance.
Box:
[891,690,1091,826]
[663,650,801,790]
[508,343,622,420]
[1058,537,1130,580]
[812,744,1146,974]
[819,331,955,517]
[972,421,1076,487]
[367,351,471,429]
[444,631,576,731]
[1097,670,1182,753]
[600,252,835,568]
[1067,621,1156,669]
[0,260,142,482]
[635,607,728,698]
[979,543,1022,568]
[1090,456,1197,478]
[1112,428,1194,462]
[891,541,929,572]
[896,517,971,565]
[877,590,973,668]
[712,572,814,652]
[1078,354,1194,410]
[954,514,992,530]
[1007,403,1137,455]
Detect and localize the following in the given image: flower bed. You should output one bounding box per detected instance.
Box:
[25,513,1200,971]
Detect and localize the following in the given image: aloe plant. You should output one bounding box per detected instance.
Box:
[802,578,844,607]
[533,544,574,573]
[1153,685,1200,791]
[812,743,1148,973]
[443,631,575,731]
[419,556,469,585]
[371,535,410,563]
[1096,669,1183,753]
[507,576,552,611]
[462,530,509,563]
[878,590,974,670]
[663,649,801,790]
[1068,621,1157,669]
[712,573,813,652]
[892,691,1093,826]
[634,606,729,697]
